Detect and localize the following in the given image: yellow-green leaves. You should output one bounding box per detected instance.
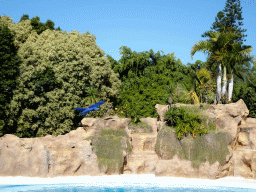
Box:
[3,16,120,138]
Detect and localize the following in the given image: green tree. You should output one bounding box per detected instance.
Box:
[207,26,253,102]
[199,0,250,101]
[1,15,63,49]
[19,14,29,22]
[191,28,248,103]
[7,28,120,138]
[0,25,22,136]
[224,43,254,101]
[18,14,62,34]
[0,15,33,49]
[201,0,247,45]
[109,46,191,122]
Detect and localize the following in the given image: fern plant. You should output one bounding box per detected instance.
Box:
[164,106,209,139]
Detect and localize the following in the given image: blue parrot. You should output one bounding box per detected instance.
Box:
[74,101,105,115]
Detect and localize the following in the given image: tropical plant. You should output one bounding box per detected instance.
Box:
[191,26,251,103]
[209,26,254,102]
[199,0,251,103]
[107,47,192,122]
[189,67,215,104]
[164,106,210,139]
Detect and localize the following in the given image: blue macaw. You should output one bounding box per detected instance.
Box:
[74,101,105,116]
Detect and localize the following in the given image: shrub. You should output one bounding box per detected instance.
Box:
[164,106,214,139]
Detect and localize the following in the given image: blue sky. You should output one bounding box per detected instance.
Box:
[1,0,255,66]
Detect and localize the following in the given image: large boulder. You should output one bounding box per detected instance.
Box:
[155,127,183,160]
[155,104,170,122]
[81,116,131,137]
[0,134,49,177]
[155,155,220,179]
[205,99,249,138]
[155,155,198,178]
[140,117,158,134]
[0,128,101,177]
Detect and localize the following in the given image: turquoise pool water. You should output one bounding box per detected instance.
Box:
[1,175,256,192]
[0,183,254,192]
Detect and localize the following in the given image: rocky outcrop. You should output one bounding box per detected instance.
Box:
[205,99,249,138]
[1,100,256,180]
[0,128,101,177]
[155,104,170,121]
[154,99,256,180]
[0,117,132,178]
[81,116,132,137]
[123,118,159,174]
[155,155,220,179]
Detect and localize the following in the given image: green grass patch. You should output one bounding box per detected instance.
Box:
[155,124,232,168]
[186,132,232,168]
[155,125,183,159]
[84,129,132,173]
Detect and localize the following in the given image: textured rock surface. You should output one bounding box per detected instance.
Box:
[155,155,221,179]
[154,99,255,180]
[205,99,249,138]
[155,104,170,122]
[0,128,101,177]
[1,100,256,180]
[82,116,131,137]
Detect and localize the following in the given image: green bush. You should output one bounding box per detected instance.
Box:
[164,106,214,139]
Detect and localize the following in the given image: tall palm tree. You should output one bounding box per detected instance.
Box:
[191,27,253,103]
[191,29,237,103]
[224,44,254,101]
[208,26,254,102]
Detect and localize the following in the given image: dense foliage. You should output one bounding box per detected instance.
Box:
[0,24,22,135]
[164,106,215,139]
[0,15,120,137]
[107,46,195,122]
[0,10,255,139]
[18,14,62,35]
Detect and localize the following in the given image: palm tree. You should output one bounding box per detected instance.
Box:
[209,27,254,102]
[224,44,254,101]
[191,27,252,103]
[189,67,214,103]
[191,30,230,103]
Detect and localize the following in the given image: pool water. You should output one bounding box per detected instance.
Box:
[0,175,256,192]
[0,183,255,192]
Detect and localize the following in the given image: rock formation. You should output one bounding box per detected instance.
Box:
[123,117,159,174]
[0,99,256,180]
[0,128,101,177]
[155,104,170,121]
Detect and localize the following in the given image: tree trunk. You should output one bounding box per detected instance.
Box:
[216,63,222,103]
[228,73,233,102]
[221,66,227,96]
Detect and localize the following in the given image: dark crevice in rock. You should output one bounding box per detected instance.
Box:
[120,156,127,174]
[74,163,82,173]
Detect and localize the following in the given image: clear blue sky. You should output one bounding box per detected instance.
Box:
[1,0,255,66]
